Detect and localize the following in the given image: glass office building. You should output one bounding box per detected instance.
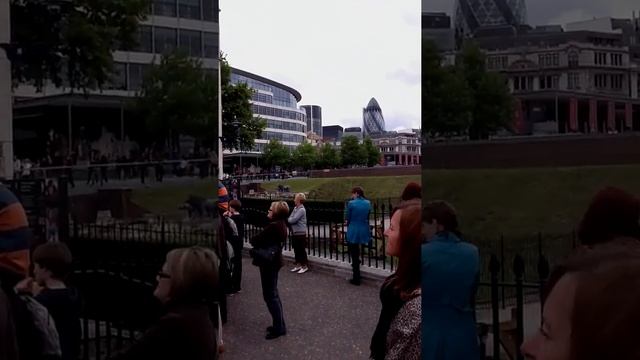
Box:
[454,0,527,38]
[301,105,322,138]
[363,97,386,137]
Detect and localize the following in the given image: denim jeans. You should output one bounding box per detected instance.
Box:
[259,265,286,333]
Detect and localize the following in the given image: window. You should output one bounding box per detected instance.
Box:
[203,0,218,22]
[153,0,177,16]
[611,53,623,66]
[538,53,559,67]
[203,32,218,58]
[134,25,153,53]
[129,63,151,90]
[594,52,608,66]
[568,73,581,90]
[179,29,202,57]
[539,75,559,90]
[594,74,608,89]
[105,62,127,90]
[611,74,624,90]
[179,0,201,20]
[568,52,579,67]
[154,27,177,54]
[513,76,533,91]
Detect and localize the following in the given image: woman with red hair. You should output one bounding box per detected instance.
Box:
[577,187,640,246]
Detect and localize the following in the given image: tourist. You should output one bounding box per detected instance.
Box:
[249,201,288,340]
[422,200,480,359]
[345,186,372,286]
[217,180,230,214]
[370,199,422,360]
[288,193,309,274]
[110,246,221,360]
[15,242,81,360]
[225,200,245,294]
[577,186,640,246]
[400,182,421,201]
[521,238,640,359]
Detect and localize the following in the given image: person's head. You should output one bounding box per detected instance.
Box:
[423,200,459,240]
[154,246,219,305]
[577,187,640,246]
[294,193,306,206]
[521,238,640,360]
[229,199,242,213]
[32,242,73,285]
[384,199,422,297]
[401,182,422,201]
[268,201,289,221]
[0,186,31,281]
[351,186,365,199]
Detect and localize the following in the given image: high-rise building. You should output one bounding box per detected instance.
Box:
[423,12,455,52]
[322,125,343,143]
[301,105,322,138]
[344,127,363,142]
[362,97,385,137]
[454,0,527,40]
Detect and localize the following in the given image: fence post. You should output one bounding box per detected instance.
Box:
[489,254,500,360]
[537,255,550,318]
[514,255,525,360]
[58,176,70,242]
[161,217,166,245]
[500,235,505,309]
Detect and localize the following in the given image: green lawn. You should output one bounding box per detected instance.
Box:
[425,164,640,239]
[132,175,420,218]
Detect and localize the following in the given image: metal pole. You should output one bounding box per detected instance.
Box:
[67,101,72,152]
[120,102,124,141]
[217,59,223,180]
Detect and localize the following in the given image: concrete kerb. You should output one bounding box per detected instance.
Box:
[241,245,389,287]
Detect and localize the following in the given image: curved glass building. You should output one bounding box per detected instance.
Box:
[230,68,307,153]
[363,97,385,137]
[454,0,527,38]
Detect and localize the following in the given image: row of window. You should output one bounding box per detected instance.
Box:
[488,51,626,70]
[152,0,218,22]
[261,131,306,144]
[251,104,306,122]
[594,52,624,66]
[231,73,299,108]
[252,92,273,104]
[251,143,297,153]
[512,73,628,92]
[104,62,216,91]
[131,25,218,58]
[594,74,624,90]
[265,119,306,133]
[538,53,560,68]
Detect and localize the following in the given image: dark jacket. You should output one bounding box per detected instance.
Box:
[0,285,19,360]
[230,213,245,245]
[110,303,218,360]
[35,288,82,360]
[250,220,288,268]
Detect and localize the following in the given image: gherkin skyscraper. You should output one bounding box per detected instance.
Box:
[363,98,385,137]
[454,0,527,38]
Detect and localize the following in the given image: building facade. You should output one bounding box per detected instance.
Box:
[322,125,343,143]
[454,0,527,41]
[301,105,322,138]
[343,127,363,142]
[229,68,307,153]
[477,18,640,135]
[362,97,385,137]
[423,12,455,52]
[371,130,422,166]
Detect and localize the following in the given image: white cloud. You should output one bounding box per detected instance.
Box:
[221,0,421,129]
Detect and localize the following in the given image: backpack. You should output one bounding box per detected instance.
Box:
[19,294,62,359]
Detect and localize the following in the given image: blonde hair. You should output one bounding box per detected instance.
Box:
[165,246,219,302]
[271,201,289,220]
[295,193,306,203]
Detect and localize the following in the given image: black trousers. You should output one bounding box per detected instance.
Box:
[348,243,361,282]
[259,265,286,333]
[230,239,243,292]
[291,234,308,265]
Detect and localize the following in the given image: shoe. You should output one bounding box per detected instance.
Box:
[266,326,274,333]
[290,266,301,272]
[349,278,361,286]
[297,266,309,274]
[265,331,286,340]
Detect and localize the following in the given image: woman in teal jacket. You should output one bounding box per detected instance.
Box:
[422,200,480,360]
[345,186,371,285]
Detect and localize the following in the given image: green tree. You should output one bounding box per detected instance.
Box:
[291,142,317,170]
[317,143,340,169]
[220,55,265,152]
[6,0,148,92]
[340,136,366,167]
[362,137,381,167]
[458,42,514,139]
[262,139,290,170]
[422,40,473,138]
[135,52,216,151]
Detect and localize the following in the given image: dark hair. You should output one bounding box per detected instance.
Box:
[351,186,365,198]
[229,199,242,211]
[423,200,461,236]
[401,182,421,201]
[33,242,73,279]
[393,199,422,298]
[541,239,640,360]
[577,187,640,246]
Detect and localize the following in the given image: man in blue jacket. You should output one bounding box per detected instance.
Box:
[345,187,371,286]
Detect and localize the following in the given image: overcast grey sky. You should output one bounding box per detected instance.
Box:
[221,1,421,131]
[424,0,639,26]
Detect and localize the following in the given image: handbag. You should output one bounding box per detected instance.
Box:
[249,245,278,266]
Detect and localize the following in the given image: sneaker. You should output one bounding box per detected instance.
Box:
[297,266,309,274]
[290,266,301,272]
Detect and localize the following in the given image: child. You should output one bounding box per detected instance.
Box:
[16,242,82,360]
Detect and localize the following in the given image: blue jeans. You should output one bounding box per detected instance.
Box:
[259,265,286,333]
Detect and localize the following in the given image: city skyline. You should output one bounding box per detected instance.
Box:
[221,0,420,132]
[425,0,639,26]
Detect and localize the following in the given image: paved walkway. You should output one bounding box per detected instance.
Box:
[221,258,381,360]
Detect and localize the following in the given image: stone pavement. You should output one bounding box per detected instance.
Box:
[221,257,382,360]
